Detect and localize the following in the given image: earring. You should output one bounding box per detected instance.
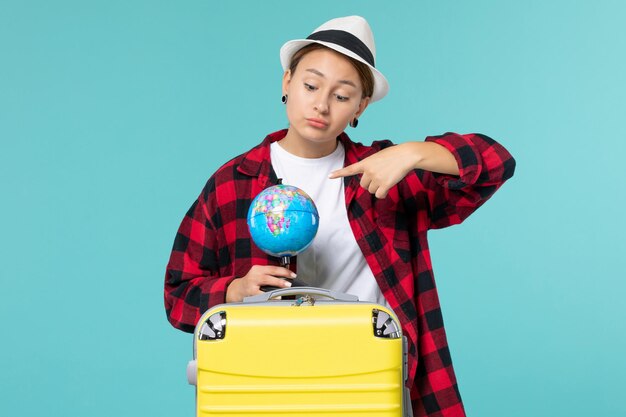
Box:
[350,118,359,128]
[281,95,288,104]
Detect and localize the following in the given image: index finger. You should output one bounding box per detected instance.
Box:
[262,265,297,279]
[328,162,363,179]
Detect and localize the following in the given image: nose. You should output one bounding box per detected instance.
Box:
[314,97,329,114]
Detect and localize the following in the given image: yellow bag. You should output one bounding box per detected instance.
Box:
[187,287,411,417]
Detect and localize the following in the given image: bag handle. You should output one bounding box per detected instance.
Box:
[243,286,359,303]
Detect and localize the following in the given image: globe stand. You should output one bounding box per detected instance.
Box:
[259,255,313,292]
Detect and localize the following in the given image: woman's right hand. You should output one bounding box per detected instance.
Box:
[225,265,296,302]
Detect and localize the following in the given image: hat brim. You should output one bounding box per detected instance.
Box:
[280,39,389,103]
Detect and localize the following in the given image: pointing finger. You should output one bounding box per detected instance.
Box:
[328,162,363,179]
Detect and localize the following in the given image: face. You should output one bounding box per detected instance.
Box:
[282,48,370,156]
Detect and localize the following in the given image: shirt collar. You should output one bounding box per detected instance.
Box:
[237,130,286,187]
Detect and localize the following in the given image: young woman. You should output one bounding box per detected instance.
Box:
[165,16,515,416]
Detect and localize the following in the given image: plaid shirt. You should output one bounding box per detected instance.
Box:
[165,129,515,416]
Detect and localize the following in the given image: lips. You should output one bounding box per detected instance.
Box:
[306,118,329,128]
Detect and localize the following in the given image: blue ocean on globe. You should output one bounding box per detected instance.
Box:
[247,185,319,257]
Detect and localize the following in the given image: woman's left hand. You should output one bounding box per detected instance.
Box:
[329,141,459,199]
[329,143,418,199]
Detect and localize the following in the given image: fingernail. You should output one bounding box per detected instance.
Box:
[290,272,297,278]
[284,281,292,287]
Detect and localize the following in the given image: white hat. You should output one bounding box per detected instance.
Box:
[280,15,389,103]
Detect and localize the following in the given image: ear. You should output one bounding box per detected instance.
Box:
[282,70,292,95]
[355,96,371,119]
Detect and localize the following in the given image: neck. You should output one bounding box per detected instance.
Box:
[280,129,338,158]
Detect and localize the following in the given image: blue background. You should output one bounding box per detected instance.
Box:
[1,1,624,415]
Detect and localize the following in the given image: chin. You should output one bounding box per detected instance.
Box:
[305,134,338,146]
[306,126,343,141]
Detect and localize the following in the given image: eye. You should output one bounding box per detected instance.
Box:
[335,94,350,102]
[304,83,317,91]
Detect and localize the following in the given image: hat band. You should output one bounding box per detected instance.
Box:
[306,30,375,67]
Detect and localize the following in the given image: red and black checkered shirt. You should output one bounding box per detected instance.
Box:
[165,129,515,416]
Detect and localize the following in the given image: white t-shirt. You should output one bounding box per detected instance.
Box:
[270,141,391,309]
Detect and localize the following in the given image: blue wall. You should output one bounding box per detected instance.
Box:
[1,1,624,415]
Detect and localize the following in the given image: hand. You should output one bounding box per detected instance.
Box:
[329,143,418,199]
[226,265,295,302]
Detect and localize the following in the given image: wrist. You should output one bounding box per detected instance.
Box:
[402,142,425,169]
[225,278,241,303]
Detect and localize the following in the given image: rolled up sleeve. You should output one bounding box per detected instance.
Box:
[413,132,516,229]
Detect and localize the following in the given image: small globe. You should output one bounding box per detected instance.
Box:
[247,184,319,257]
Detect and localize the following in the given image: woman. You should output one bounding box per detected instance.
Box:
[165,15,515,416]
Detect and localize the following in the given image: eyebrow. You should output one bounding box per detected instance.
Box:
[305,68,358,88]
